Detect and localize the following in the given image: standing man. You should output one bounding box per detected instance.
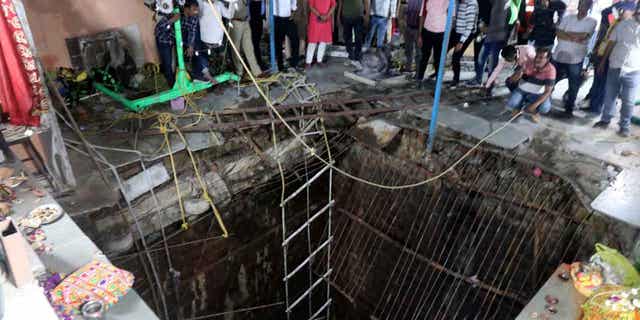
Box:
[473,0,509,85]
[340,0,368,68]
[450,0,479,87]
[403,0,422,72]
[250,0,266,68]
[155,11,180,86]
[230,0,264,77]
[506,47,556,123]
[274,0,301,70]
[587,0,632,116]
[527,0,566,48]
[364,0,398,49]
[552,0,597,118]
[415,0,450,85]
[594,4,640,137]
[183,0,214,82]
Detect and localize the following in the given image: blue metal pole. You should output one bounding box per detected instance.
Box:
[426,0,456,153]
[268,0,277,72]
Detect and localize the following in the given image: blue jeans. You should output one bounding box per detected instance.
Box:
[553,61,582,112]
[507,88,552,114]
[157,41,175,87]
[601,68,640,130]
[364,15,388,49]
[190,40,210,80]
[588,59,608,114]
[475,41,505,83]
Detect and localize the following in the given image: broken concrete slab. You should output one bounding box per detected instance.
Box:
[122,163,170,203]
[591,168,640,228]
[344,71,377,86]
[354,119,402,147]
[408,108,531,150]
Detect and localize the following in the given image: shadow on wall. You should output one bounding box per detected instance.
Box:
[22,0,157,69]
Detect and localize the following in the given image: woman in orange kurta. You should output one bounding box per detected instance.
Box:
[305,0,336,67]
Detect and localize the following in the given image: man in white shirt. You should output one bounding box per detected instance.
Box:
[273,0,301,70]
[364,0,398,49]
[552,0,597,118]
[198,0,235,46]
[594,3,640,137]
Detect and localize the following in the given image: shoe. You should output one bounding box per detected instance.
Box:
[305,63,312,70]
[557,111,574,119]
[316,62,326,68]
[593,121,610,129]
[465,79,481,87]
[618,128,631,138]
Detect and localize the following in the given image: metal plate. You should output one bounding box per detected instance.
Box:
[591,169,640,228]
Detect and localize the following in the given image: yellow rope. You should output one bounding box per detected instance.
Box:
[158,113,189,230]
[170,119,229,237]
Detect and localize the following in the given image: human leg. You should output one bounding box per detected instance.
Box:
[475,42,490,83]
[617,70,640,131]
[240,22,262,75]
[404,27,418,69]
[274,17,286,70]
[451,33,467,83]
[375,17,389,48]
[507,88,525,110]
[156,41,175,86]
[431,32,445,80]
[416,30,433,81]
[342,17,355,60]
[249,1,264,67]
[285,19,300,67]
[191,41,209,80]
[317,42,327,63]
[564,62,582,113]
[364,16,382,49]
[306,42,317,65]
[589,61,609,114]
[599,68,622,124]
[486,41,505,77]
[230,21,246,76]
[353,17,364,60]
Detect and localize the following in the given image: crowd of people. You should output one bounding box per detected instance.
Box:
[154,0,640,137]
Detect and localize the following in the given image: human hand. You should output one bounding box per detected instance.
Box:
[418,36,423,48]
[187,46,194,57]
[170,14,181,23]
[597,63,605,75]
[454,43,463,52]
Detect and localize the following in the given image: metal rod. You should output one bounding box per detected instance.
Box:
[284,237,333,282]
[286,269,333,313]
[338,209,525,303]
[426,0,456,153]
[283,201,335,246]
[309,299,332,320]
[281,163,333,206]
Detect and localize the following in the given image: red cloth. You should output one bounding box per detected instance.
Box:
[0,0,44,126]
[307,0,335,43]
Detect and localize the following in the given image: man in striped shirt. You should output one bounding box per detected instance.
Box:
[506,47,556,123]
[450,0,479,86]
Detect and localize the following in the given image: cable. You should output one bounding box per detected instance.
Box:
[203,0,525,191]
[183,301,284,320]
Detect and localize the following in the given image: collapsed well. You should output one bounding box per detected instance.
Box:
[115,128,601,320]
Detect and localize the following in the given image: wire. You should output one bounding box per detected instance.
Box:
[183,301,284,320]
[203,0,525,191]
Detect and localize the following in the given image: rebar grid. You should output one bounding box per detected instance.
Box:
[328,145,596,320]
